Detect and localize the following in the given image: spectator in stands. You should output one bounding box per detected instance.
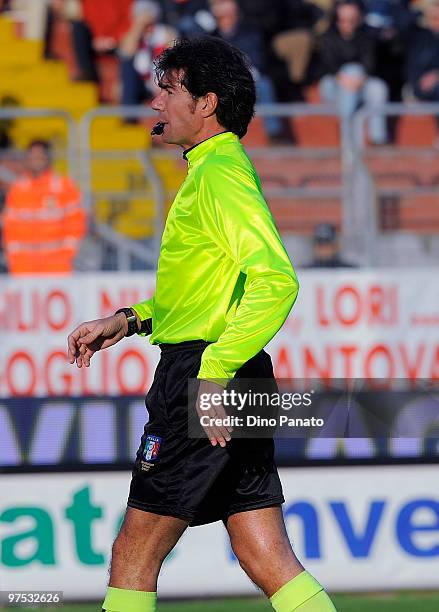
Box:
[237,0,326,101]
[159,0,216,37]
[407,0,439,107]
[53,0,132,82]
[272,0,327,97]
[2,140,86,274]
[306,223,356,267]
[208,0,289,143]
[318,0,389,144]
[365,0,420,140]
[119,1,176,107]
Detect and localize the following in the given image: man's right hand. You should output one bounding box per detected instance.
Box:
[67,313,128,368]
[195,380,233,448]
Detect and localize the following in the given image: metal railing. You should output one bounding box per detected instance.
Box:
[352,102,439,265]
[1,102,439,271]
[252,103,349,187]
[80,106,165,270]
[353,102,439,150]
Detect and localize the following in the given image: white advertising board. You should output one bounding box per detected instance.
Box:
[1,270,438,397]
[0,466,438,599]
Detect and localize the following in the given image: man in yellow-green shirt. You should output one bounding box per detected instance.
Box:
[68,36,336,612]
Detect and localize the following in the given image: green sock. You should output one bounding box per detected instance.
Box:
[102,586,157,612]
[270,571,337,612]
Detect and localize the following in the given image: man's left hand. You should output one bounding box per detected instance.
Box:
[195,380,233,448]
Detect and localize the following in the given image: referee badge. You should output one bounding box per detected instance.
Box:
[143,435,162,462]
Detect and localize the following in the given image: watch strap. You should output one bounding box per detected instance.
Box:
[139,318,153,335]
[115,307,138,337]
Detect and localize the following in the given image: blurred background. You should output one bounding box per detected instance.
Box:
[0,0,438,610]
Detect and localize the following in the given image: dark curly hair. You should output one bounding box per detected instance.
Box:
[154,37,256,139]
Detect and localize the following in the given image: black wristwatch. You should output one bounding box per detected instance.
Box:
[115,307,138,337]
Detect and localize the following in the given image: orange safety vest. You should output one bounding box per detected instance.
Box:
[2,169,86,274]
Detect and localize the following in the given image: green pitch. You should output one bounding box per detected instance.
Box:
[16,592,439,611]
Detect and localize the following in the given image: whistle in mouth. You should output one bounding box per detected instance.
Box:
[151,122,165,135]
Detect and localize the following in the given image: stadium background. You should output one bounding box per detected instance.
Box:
[0,0,438,610]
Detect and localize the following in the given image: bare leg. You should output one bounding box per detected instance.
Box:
[225,506,304,597]
[109,507,188,592]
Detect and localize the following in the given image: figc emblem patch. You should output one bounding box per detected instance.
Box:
[143,435,162,462]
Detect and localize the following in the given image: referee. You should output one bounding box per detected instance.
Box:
[68,37,336,612]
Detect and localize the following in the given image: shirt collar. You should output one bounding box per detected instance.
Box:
[183,131,238,165]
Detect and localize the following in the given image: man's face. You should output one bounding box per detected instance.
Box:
[210,0,239,25]
[151,69,206,148]
[314,240,338,262]
[336,5,362,38]
[26,145,50,177]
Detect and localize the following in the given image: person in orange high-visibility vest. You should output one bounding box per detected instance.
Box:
[2,139,86,274]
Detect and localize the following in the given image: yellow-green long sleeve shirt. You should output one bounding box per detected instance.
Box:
[132,131,299,382]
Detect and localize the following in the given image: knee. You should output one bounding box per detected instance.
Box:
[364,79,388,104]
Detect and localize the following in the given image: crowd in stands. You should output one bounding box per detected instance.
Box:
[2,0,439,273]
[1,0,438,140]
[37,0,439,142]
[2,1,439,122]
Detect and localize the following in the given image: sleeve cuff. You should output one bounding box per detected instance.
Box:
[131,303,153,337]
[197,357,236,387]
[131,301,152,320]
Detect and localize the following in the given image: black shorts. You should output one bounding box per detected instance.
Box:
[128,341,284,526]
